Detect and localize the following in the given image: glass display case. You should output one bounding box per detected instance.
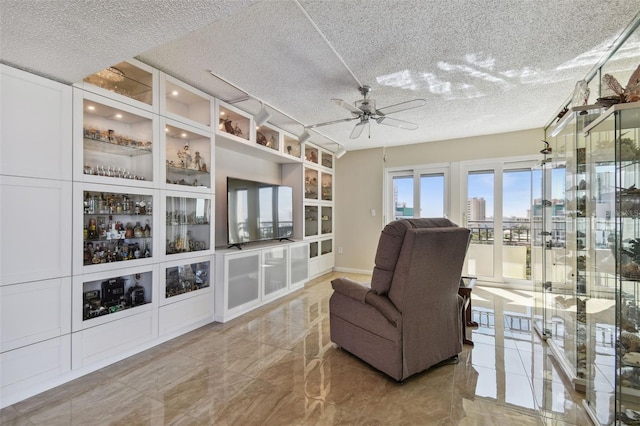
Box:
[82,96,154,182]
[82,190,153,265]
[305,205,318,238]
[165,260,210,299]
[283,134,302,160]
[163,76,211,128]
[255,124,279,153]
[82,270,152,321]
[537,105,602,390]
[305,145,319,164]
[321,206,332,234]
[218,102,250,142]
[164,122,211,188]
[321,151,333,169]
[83,60,153,106]
[321,238,333,255]
[305,167,318,200]
[165,195,211,256]
[583,103,640,425]
[321,172,333,202]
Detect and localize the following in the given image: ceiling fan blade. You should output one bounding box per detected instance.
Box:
[376,98,427,116]
[307,116,359,129]
[375,116,419,130]
[332,98,362,115]
[350,120,368,139]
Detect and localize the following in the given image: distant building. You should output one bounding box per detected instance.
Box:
[467,197,486,221]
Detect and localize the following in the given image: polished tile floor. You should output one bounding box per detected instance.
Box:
[1,272,591,425]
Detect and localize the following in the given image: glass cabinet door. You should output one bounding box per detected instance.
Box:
[321,172,333,202]
[83,61,153,106]
[305,205,318,238]
[305,168,319,200]
[283,134,302,159]
[82,97,154,182]
[164,123,211,188]
[165,196,211,256]
[584,105,640,425]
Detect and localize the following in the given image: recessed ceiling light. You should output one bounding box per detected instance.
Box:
[172,90,179,96]
[115,113,122,119]
[181,133,187,137]
[220,111,225,116]
[165,127,169,132]
[87,105,95,110]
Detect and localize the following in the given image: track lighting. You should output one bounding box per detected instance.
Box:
[335,146,347,159]
[540,140,552,155]
[254,102,272,126]
[298,130,311,144]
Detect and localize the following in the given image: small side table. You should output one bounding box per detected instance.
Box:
[459,276,478,346]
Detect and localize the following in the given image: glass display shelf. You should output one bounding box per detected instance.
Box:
[305,167,319,200]
[256,124,279,153]
[165,196,211,255]
[321,206,332,234]
[82,98,153,182]
[305,145,319,164]
[218,103,250,141]
[83,191,153,265]
[83,61,153,105]
[164,123,211,188]
[164,77,211,127]
[82,270,152,321]
[165,260,210,299]
[321,172,333,201]
[283,134,302,159]
[305,205,318,238]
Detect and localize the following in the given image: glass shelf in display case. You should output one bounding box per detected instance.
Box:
[217,101,252,143]
[72,265,155,332]
[164,258,211,303]
[305,167,319,200]
[163,121,212,190]
[255,124,280,153]
[321,172,333,202]
[305,205,318,238]
[283,134,302,160]
[321,206,332,234]
[305,145,319,164]
[78,92,155,186]
[162,74,211,129]
[81,189,153,268]
[582,103,640,426]
[164,194,212,259]
[82,60,154,108]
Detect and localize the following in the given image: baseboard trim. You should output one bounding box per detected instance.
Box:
[332,267,372,275]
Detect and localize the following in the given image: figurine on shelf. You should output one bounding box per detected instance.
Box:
[192,151,201,170]
[233,123,243,137]
[177,144,192,169]
[220,117,234,134]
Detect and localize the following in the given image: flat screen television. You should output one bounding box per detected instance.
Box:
[227,177,294,247]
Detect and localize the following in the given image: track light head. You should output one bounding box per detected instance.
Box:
[298,130,311,144]
[335,146,347,159]
[254,103,272,126]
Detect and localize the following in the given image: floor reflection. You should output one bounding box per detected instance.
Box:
[1,273,592,425]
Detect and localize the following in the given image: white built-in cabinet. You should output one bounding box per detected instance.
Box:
[214,240,309,322]
[0,58,331,407]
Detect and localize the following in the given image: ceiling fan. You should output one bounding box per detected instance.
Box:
[307,85,427,139]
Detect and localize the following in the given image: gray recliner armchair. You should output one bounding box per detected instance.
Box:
[329,218,471,381]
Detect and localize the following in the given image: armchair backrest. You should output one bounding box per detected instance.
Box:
[370,218,460,297]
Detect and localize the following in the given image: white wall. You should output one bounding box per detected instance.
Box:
[334,128,544,272]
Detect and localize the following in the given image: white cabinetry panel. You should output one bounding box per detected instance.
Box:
[0,335,71,403]
[1,278,71,352]
[0,65,72,180]
[1,176,72,285]
[72,309,157,369]
[159,291,213,337]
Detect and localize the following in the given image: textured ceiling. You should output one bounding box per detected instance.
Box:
[1,1,639,152]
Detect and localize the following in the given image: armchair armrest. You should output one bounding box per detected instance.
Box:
[364,292,401,327]
[331,277,370,303]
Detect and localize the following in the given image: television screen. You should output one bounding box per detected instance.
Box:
[227,177,293,246]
